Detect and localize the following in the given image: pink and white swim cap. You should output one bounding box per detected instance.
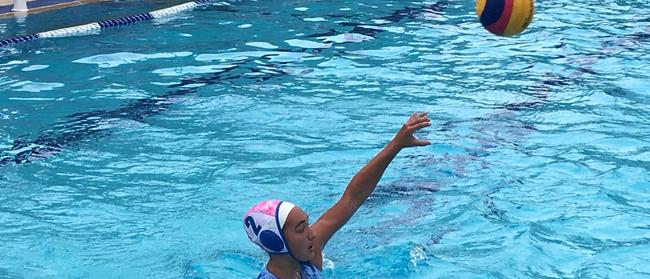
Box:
[243,200,296,254]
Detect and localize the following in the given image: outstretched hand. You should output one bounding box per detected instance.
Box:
[392,112,432,148]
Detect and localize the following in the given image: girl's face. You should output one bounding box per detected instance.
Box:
[283,207,317,262]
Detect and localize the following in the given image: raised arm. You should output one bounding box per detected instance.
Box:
[311,112,431,249]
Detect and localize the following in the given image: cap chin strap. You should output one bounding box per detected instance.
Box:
[276,202,302,263]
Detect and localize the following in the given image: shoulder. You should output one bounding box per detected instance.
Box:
[257,268,279,279]
[301,262,325,278]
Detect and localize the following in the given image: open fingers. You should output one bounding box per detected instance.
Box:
[410,111,427,120]
[407,121,431,132]
[407,115,431,127]
[412,139,431,146]
[408,111,428,121]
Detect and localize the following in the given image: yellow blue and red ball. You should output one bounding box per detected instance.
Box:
[476,0,535,36]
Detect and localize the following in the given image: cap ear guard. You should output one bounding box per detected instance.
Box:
[243,200,296,255]
[259,230,285,252]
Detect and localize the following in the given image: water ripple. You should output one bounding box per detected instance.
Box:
[1,0,650,277]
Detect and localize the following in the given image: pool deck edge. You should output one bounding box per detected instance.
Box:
[0,0,106,19]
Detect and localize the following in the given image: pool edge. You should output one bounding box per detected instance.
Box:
[0,0,107,19]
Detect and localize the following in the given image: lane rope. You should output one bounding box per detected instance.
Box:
[0,0,225,47]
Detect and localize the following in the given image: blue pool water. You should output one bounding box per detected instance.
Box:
[1,0,649,278]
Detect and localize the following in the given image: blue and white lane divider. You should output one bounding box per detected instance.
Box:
[0,0,224,48]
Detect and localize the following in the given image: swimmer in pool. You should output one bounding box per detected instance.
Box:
[244,112,431,279]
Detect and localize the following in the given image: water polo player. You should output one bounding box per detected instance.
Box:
[244,112,432,278]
